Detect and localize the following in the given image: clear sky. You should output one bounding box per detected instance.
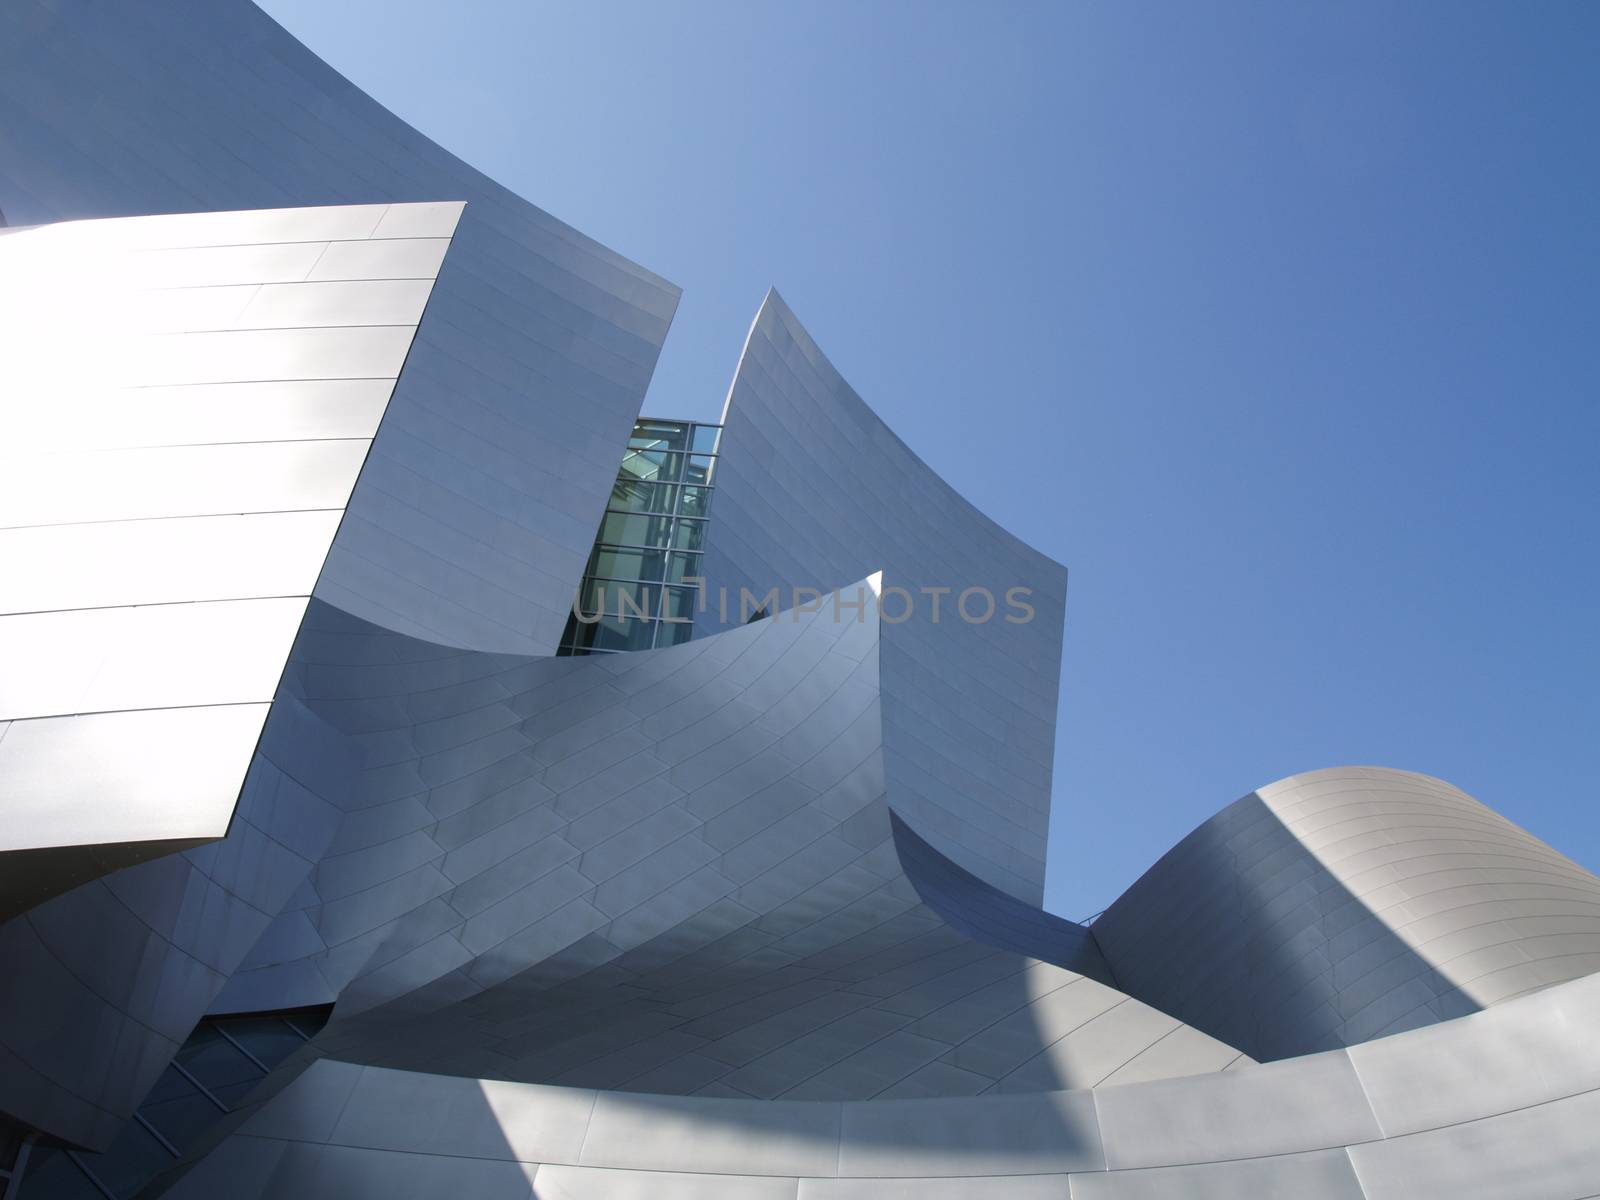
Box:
[259,0,1598,919]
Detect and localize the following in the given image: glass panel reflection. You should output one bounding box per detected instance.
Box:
[610,478,677,514]
[580,580,658,621]
[664,552,702,583]
[589,615,658,652]
[561,418,721,656]
[629,419,691,452]
[564,616,600,652]
[589,546,666,582]
[672,519,706,551]
[677,485,710,518]
[599,511,675,549]
[661,586,696,622]
[620,448,683,483]
[175,1025,262,1108]
[139,1066,222,1150]
[31,1007,330,1200]
[656,619,694,646]
[89,1115,175,1197]
[216,1017,306,1073]
[683,455,715,487]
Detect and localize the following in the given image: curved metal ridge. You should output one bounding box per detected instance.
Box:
[218,589,1239,1105]
[890,809,1118,989]
[167,964,1600,1198]
[702,288,1069,908]
[1092,766,1600,1062]
[0,0,679,657]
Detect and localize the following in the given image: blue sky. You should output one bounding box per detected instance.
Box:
[260,0,1599,918]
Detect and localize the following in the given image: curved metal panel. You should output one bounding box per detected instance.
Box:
[0,690,355,1150]
[212,587,1236,1106]
[0,0,680,654]
[699,290,1067,905]
[0,201,450,1147]
[891,810,1114,987]
[0,201,449,872]
[2,4,1597,1194]
[1091,766,1600,1060]
[158,966,1600,1199]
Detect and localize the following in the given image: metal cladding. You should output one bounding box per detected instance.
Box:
[0,203,455,915]
[159,965,1600,1199]
[1,2,1599,1197]
[206,585,1238,1107]
[0,0,680,656]
[701,290,1067,905]
[1092,767,1600,1061]
[0,201,451,1150]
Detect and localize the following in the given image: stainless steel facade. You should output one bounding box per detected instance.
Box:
[212,583,1238,1104]
[1092,767,1600,1061]
[157,966,1600,1199]
[0,201,453,1154]
[0,203,455,911]
[701,291,1067,905]
[2,2,1598,1198]
[0,0,679,657]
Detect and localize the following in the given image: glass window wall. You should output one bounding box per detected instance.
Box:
[560,418,721,655]
[21,1007,332,1199]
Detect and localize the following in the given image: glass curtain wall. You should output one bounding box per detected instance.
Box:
[558,418,721,655]
[14,1008,332,1199]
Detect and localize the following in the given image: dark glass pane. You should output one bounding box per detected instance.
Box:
[599,511,675,549]
[283,1009,331,1040]
[576,580,606,621]
[22,1149,105,1199]
[564,615,600,652]
[672,519,706,551]
[664,552,702,583]
[589,616,657,652]
[660,587,696,622]
[682,455,715,487]
[677,485,711,518]
[87,1115,174,1197]
[140,1067,223,1150]
[174,1025,264,1109]
[580,580,658,622]
[588,545,666,582]
[215,1017,305,1073]
[619,448,683,483]
[610,478,676,514]
[657,620,694,647]
[690,425,721,454]
[628,419,690,452]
